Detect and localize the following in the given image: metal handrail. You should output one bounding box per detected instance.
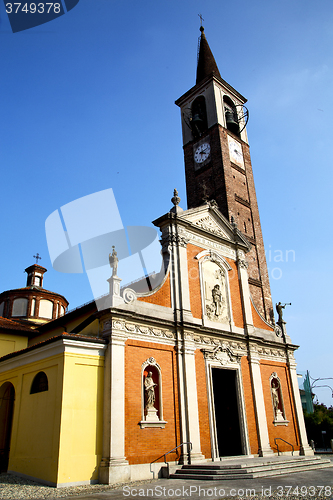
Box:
[274,437,294,456]
[150,441,192,467]
[164,442,192,465]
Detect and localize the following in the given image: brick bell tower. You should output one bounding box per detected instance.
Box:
[175,25,274,323]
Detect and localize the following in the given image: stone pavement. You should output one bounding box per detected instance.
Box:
[51,456,333,500]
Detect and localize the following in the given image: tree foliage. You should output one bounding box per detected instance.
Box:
[304,404,333,449]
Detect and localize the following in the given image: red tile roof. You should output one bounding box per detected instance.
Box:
[0,316,35,332]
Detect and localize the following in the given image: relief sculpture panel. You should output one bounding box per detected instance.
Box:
[203,261,229,323]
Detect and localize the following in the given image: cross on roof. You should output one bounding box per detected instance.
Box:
[33,253,41,264]
[198,13,204,26]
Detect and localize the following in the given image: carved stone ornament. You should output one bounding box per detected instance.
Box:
[111,320,176,340]
[208,200,219,209]
[122,288,137,304]
[237,249,245,260]
[194,216,228,238]
[202,345,241,365]
[238,259,249,270]
[203,260,229,323]
[161,234,189,250]
[274,325,282,337]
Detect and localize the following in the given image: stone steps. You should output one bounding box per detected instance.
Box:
[169,456,333,480]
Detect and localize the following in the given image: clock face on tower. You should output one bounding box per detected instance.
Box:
[227,135,244,169]
[193,139,211,170]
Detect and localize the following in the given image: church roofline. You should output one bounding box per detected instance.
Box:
[0,316,36,333]
[0,286,69,305]
[0,333,106,363]
[175,73,247,108]
[153,202,251,253]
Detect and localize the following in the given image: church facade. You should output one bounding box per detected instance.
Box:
[0,27,312,487]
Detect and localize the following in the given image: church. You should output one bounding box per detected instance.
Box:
[0,26,314,487]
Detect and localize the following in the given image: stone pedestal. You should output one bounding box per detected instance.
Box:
[145,407,159,422]
[107,275,124,307]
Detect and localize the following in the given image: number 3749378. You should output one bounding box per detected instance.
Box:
[5,3,61,14]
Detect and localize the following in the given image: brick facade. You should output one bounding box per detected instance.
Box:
[137,275,171,308]
[125,340,181,464]
[260,361,300,452]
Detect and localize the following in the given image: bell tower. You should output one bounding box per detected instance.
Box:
[175,26,273,322]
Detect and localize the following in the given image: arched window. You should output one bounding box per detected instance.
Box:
[191,96,208,138]
[12,298,28,317]
[0,302,4,316]
[39,299,53,319]
[223,96,239,136]
[30,372,48,394]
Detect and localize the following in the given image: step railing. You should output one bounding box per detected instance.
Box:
[163,442,192,465]
[274,437,294,456]
[150,442,192,478]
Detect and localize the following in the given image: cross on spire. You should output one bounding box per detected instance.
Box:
[33,253,41,264]
[198,13,204,26]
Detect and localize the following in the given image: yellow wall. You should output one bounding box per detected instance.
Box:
[0,354,64,484]
[0,346,104,486]
[0,334,28,357]
[57,352,104,485]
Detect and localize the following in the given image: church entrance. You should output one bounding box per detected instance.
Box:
[212,368,243,457]
[0,382,15,472]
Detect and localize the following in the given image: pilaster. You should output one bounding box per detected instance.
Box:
[248,351,274,456]
[161,222,191,322]
[99,320,130,484]
[236,249,254,334]
[178,335,205,462]
[287,352,314,456]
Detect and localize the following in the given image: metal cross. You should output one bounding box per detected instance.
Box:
[198,13,204,26]
[33,253,41,264]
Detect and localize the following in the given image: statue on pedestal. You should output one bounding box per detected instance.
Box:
[109,246,119,276]
[144,372,157,409]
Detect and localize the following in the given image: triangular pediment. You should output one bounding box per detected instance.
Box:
[184,212,230,239]
[153,202,251,253]
[175,203,251,251]
[177,204,233,239]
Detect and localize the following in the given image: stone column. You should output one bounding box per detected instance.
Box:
[237,250,254,334]
[99,321,130,484]
[248,351,274,456]
[287,353,314,456]
[178,336,205,463]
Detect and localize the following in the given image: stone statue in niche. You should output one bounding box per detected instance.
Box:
[203,261,229,323]
[144,372,157,409]
[271,384,279,414]
[271,378,284,421]
[212,284,222,316]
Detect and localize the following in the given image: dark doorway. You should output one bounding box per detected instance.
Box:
[0,382,15,472]
[212,368,243,456]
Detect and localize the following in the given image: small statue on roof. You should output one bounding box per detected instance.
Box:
[109,246,119,276]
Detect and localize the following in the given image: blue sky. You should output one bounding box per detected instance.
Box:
[0,0,333,406]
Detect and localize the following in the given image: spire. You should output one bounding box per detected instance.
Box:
[196,26,221,84]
